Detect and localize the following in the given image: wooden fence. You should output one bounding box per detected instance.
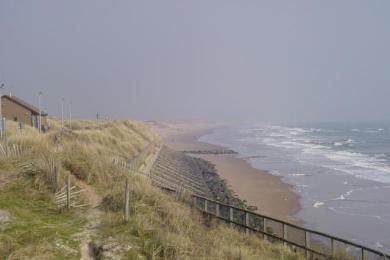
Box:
[0,143,23,158]
[112,143,159,176]
[55,175,86,209]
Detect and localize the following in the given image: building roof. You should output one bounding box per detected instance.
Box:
[1,95,48,116]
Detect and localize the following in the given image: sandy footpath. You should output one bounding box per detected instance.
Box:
[149,120,300,223]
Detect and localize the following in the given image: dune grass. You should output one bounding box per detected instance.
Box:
[0,119,306,259]
[0,119,158,259]
[97,173,304,260]
[0,181,85,259]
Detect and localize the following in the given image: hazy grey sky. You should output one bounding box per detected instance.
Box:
[1,1,389,122]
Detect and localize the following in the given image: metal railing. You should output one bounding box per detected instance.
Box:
[191,195,390,260]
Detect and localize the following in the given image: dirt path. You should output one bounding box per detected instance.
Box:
[75,145,161,259]
[75,181,103,260]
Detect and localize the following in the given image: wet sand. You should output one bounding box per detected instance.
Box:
[149,120,301,223]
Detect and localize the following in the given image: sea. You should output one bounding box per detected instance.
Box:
[199,121,390,254]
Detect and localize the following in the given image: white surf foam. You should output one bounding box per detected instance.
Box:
[260,125,390,184]
[313,201,324,208]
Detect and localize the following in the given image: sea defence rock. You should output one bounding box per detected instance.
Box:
[150,146,212,197]
[150,146,248,208]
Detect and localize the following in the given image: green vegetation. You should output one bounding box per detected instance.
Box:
[0,119,305,259]
[0,181,85,259]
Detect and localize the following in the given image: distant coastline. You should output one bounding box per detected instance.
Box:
[149,120,301,223]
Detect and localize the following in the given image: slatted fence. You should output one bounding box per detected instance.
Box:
[55,175,86,209]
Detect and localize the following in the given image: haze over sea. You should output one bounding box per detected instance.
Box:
[200,121,390,253]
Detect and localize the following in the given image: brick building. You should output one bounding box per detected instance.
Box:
[0,95,48,130]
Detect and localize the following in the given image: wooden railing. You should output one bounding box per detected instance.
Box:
[193,195,390,260]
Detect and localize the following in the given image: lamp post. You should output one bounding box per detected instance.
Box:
[0,84,4,139]
[68,101,72,130]
[0,83,4,120]
[38,91,43,133]
[61,98,65,129]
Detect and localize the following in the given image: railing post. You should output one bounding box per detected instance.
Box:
[216,203,220,217]
[229,207,234,228]
[361,248,365,260]
[124,178,129,223]
[331,238,335,255]
[245,212,249,234]
[66,175,71,209]
[263,218,267,240]
[204,199,208,213]
[305,231,311,259]
[283,223,288,246]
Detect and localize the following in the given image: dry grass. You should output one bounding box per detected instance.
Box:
[0,119,306,259]
[98,173,304,259]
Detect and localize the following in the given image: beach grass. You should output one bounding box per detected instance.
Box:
[0,118,306,259]
[0,180,85,259]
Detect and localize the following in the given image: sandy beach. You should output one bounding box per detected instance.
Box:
[150,120,300,223]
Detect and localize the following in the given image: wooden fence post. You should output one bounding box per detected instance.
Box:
[124,178,129,223]
[245,212,250,234]
[66,175,71,209]
[204,200,208,213]
[263,218,267,240]
[54,166,59,192]
[216,203,220,217]
[229,207,234,228]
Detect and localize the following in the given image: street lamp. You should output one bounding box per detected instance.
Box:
[0,83,4,139]
[96,113,100,128]
[61,98,65,129]
[0,83,4,120]
[68,101,72,130]
[38,91,43,133]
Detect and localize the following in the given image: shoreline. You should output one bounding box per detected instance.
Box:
[150,121,301,223]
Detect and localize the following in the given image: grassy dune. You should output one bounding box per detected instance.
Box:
[0,119,305,259]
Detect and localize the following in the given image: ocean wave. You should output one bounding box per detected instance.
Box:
[333,139,356,147]
[313,201,324,208]
[326,207,389,223]
[260,125,390,183]
[289,173,312,177]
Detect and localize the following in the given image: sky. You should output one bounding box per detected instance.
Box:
[1,1,390,122]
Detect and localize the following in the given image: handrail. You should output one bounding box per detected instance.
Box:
[195,195,390,259]
[159,186,390,259]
